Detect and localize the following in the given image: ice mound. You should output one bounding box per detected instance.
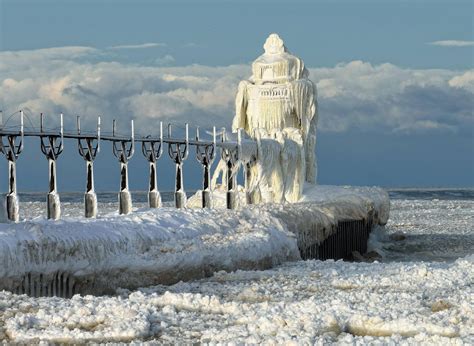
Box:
[302,184,390,226]
[189,185,389,249]
[0,207,300,295]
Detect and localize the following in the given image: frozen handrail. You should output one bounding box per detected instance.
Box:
[0,111,258,220]
[0,116,243,150]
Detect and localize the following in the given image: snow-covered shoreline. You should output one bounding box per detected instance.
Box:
[0,185,389,295]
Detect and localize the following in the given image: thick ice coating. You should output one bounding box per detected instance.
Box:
[0,186,389,295]
[0,207,300,295]
[221,33,318,203]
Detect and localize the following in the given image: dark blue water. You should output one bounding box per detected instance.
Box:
[387,188,474,201]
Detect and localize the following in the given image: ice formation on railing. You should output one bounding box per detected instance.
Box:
[0,105,252,220]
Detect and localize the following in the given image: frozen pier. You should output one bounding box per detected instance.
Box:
[270,185,389,260]
[0,111,389,297]
[0,185,389,297]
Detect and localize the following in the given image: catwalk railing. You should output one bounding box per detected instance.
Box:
[0,110,254,221]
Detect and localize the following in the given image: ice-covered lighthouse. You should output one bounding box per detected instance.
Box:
[236,35,317,173]
[235,33,318,202]
[209,33,318,205]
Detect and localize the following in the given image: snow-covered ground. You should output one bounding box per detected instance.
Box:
[0,190,472,344]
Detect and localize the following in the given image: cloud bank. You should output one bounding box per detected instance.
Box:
[0,47,472,136]
[428,40,474,47]
[108,43,167,50]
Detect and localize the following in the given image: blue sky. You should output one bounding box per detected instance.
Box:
[0,0,473,192]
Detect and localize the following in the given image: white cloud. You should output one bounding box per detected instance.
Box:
[108,43,166,50]
[428,40,474,47]
[0,46,99,71]
[0,48,472,136]
[309,61,473,133]
[393,120,457,134]
[449,70,474,92]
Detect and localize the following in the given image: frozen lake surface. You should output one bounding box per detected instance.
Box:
[0,189,473,343]
[375,189,474,262]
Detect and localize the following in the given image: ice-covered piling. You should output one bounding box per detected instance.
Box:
[39,113,64,220]
[220,128,241,209]
[118,163,132,214]
[5,162,19,222]
[1,110,24,222]
[195,126,216,208]
[77,116,101,218]
[141,121,164,208]
[168,124,189,209]
[112,119,135,215]
[147,164,161,208]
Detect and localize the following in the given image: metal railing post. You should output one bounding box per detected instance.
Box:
[39,113,64,220]
[111,119,134,215]
[77,116,101,218]
[141,121,163,208]
[168,124,189,208]
[0,110,24,221]
[221,128,241,209]
[195,126,216,208]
